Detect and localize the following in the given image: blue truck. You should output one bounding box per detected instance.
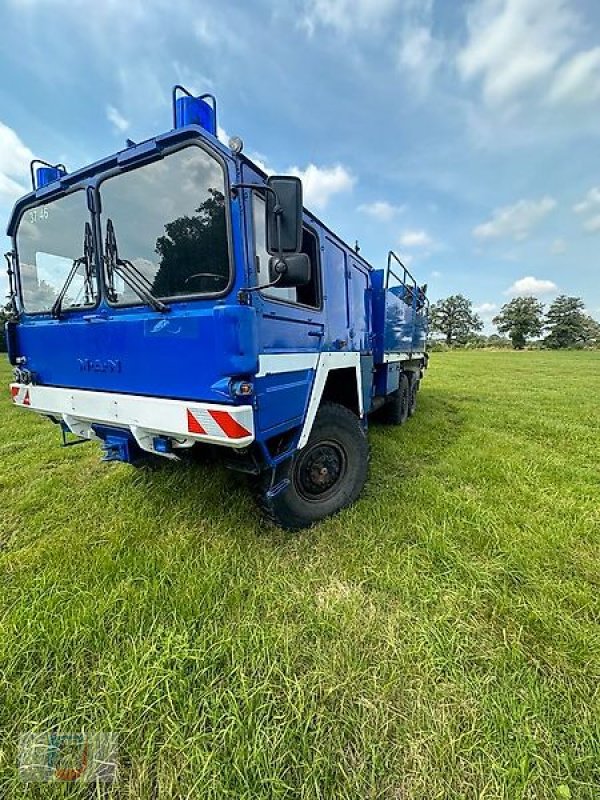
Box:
[4,87,429,529]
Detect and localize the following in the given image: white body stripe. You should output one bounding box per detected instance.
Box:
[256,353,319,377]
[298,351,362,449]
[9,384,255,450]
[383,351,426,363]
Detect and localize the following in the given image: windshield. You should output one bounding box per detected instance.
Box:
[99,145,230,303]
[15,190,98,314]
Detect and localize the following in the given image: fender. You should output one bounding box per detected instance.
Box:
[298,351,363,449]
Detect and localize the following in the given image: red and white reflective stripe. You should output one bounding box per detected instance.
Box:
[11,386,30,406]
[187,407,252,440]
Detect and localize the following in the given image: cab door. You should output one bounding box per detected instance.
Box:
[242,164,325,438]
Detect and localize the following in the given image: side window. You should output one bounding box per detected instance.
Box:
[253,196,320,308]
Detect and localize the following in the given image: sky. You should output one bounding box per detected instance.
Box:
[1,0,600,330]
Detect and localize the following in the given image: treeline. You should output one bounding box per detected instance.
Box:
[429,294,600,351]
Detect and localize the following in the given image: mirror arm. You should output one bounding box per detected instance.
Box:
[231,182,288,304]
[237,272,284,305]
[230,183,283,253]
[230,183,280,206]
[4,251,18,315]
[241,273,284,295]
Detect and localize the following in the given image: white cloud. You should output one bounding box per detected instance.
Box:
[0,172,27,205]
[573,187,600,215]
[572,188,600,232]
[289,163,354,209]
[473,196,556,241]
[550,238,567,255]
[398,24,443,93]
[505,276,558,296]
[302,0,396,34]
[358,200,405,222]
[0,121,33,204]
[457,0,579,109]
[547,47,600,106]
[399,229,432,248]
[431,270,442,278]
[106,105,129,133]
[474,302,497,315]
[0,121,33,179]
[217,125,229,144]
[394,0,443,94]
[251,154,273,176]
[474,302,498,329]
[583,215,600,234]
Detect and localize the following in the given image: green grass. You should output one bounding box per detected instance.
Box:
[0,351,598,799]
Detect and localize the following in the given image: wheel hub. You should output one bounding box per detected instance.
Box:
[296,442,347,500]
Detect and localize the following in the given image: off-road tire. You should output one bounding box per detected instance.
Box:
[407,373,419,417]
[377,373,410,425]
[255,402,369,530]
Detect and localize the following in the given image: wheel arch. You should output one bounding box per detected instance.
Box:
[298,353,363,449]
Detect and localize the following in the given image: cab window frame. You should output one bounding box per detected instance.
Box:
[96,140,235,308]
[13,186,101,317]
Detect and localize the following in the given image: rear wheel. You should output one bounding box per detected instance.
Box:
[407,373,419,417]
[377,373,410,425]
[256,403,369,530]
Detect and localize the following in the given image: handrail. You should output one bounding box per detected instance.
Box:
[385,250,417,292]
[4,251,17,313]
[385,250,428,311]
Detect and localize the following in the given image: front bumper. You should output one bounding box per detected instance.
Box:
[9,383,255,454]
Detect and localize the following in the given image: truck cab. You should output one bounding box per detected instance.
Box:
[5,87,428,529]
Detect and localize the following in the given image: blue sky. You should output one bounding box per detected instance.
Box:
[1,0,600,328]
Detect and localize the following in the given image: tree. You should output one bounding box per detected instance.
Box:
[492,296,544,349]
[486,333,512,349]
[544,295,588,349]
[152,189,228,297]
[0,303,13,353]
[429,294,483,346]
[580,315,600,347]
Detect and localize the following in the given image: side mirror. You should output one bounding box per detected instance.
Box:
[268,253,311,288]
[266,175,303,255]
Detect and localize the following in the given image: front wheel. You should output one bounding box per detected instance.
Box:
[257,403,369,530]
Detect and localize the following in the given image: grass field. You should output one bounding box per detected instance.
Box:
[0,351,598,799]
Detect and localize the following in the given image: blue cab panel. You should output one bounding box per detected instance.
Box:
[14,303,258,403]
[255,369,314,436]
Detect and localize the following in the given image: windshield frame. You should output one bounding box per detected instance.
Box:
[12,185,101,317]
[96,140,235,309]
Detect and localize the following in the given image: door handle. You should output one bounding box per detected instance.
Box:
[83,314,109,323]
[308,330,324,338]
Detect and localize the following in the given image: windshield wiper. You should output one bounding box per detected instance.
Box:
[104,219,169,314]
[51,222,95,319]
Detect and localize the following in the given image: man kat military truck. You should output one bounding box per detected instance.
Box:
[5,87,429,529]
